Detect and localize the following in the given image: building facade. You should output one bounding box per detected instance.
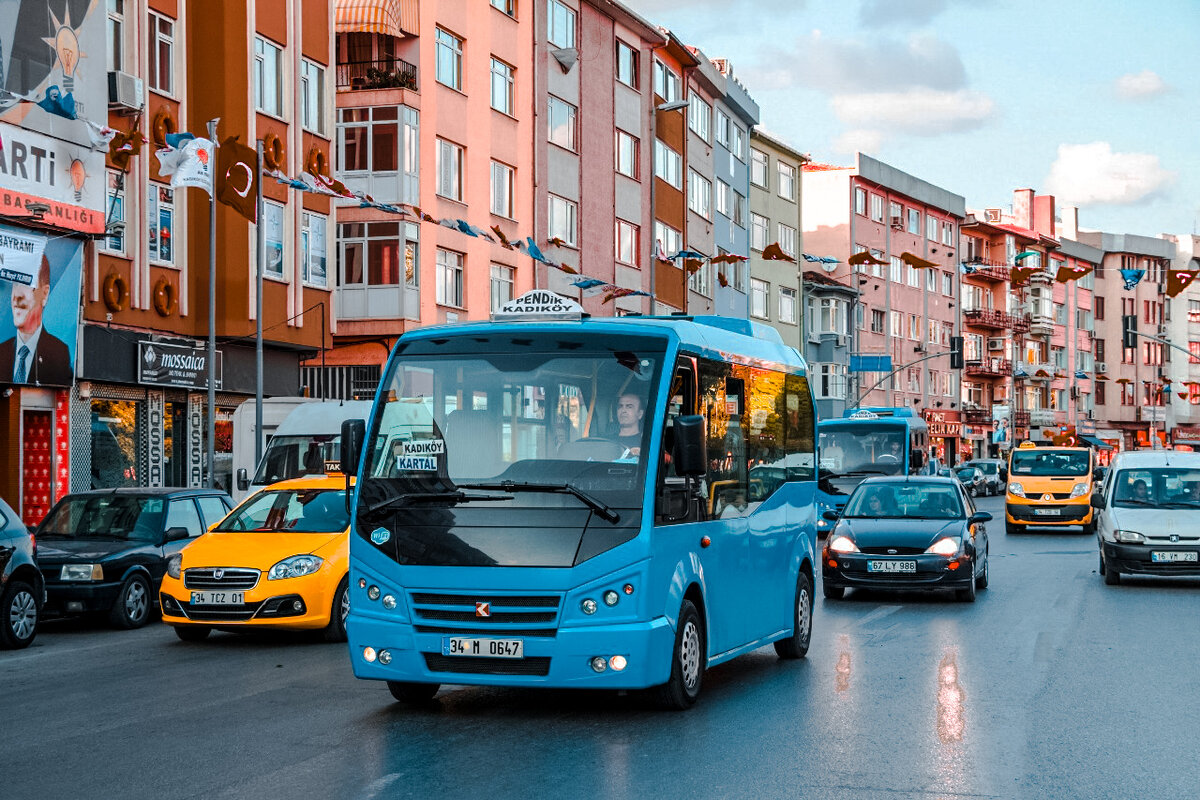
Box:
[748,128,805,351]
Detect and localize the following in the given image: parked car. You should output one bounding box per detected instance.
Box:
[160,475,351,642]
[965,459,1006,496]
[955,466,987,497]
[1093,451,1200,585]
[822,477,991,602]
[36,488,232,629]
[1,498,43,649]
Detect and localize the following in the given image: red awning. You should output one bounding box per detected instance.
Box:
[335,0,417,38]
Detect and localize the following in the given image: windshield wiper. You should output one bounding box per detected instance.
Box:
[460,481,620,524]
[365,490,513,515]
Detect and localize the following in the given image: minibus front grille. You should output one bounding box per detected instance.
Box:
[417,609,556,623]
[423,653,552,676]
[415,625,557,638]
[411,593,559,608]
[409,592,563,633]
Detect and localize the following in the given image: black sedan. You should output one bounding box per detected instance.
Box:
[821,477,991,602]
[1,496,43,649]
[36,488,232,629]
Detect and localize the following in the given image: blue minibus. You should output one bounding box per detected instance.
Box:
[338,304,819,709]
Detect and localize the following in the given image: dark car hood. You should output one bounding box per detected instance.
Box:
[36,538,153,563]
[837,517,964,548]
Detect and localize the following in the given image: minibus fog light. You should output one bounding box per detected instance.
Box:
[382,594,397,609]
[368,585,381,600]
[581,598,597,615]
[363,646,377,663]
[378,649,393,665]
[358,578,367,589]
[590,656,608,672]
[603,590,619,607]
[610,655,627,671]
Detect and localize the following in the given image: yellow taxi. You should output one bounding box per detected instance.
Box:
[160,474,351,642]
[1004,442,1097,535]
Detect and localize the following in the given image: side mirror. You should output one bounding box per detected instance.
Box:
[998,467,1008,482]
[672,415,706,478]
[968,511,992,525]
[1092,468,1104,481]
[164,526,191,542]
[341,419,366,515]
[236,468,249,492]
[822,509,840,522]
[1090,492,1105,509]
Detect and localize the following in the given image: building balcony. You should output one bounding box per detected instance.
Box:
[963,309,1020,330]
[1016,361,1054,380]
[337,57,418,92]
[1013,411,1031,428]
[963,407,994,425]
[965,358,1010,378]
[962,259,1010,283]
[1028,270,1054,286]
[1029,409,1059,427]
[1028,315,1055,336]
[1011,314,1032,333]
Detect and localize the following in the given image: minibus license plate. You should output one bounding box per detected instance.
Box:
[190,591,244,605]
[1151,551,1199,563]
[442,637,524,658]
[867,560,916,573]
[1033,508,1059,516]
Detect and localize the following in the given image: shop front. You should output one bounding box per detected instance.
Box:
[1171,426,1200,452]
[922,409,963,467]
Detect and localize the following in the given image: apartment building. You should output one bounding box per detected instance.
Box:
[748,128,805,351]
[1163,234,1200,448]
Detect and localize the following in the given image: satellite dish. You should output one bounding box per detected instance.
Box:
[821,260,838,273]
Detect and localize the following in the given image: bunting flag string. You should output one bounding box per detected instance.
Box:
[900,251,937,269]
[1166,269,1199,298]
[802,253,840,264]
[1056,263,1093,283]
[1119,268,1146,290]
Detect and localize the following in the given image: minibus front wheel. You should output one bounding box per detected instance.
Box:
[653,599,704,710]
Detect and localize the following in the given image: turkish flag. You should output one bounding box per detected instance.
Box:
[216,136,259,223]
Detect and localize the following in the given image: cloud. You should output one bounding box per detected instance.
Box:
[833,129,885,156]
[1043,142,1175,206]
[624,0,803,16]
[859,0,951,27]
[831,88,996,135]
[1114,69,1168,100]
[754,31,967,93]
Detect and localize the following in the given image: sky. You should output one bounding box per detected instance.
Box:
[623,0,1200,239]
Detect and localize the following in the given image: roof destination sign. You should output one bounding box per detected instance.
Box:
[493,290,583,322]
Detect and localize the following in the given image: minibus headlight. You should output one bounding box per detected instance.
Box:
[1114,530,1145,543]
[1008,482,1026,497]
[1070,482,1089,498]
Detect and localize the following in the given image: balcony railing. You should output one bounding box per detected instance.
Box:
[1013,411,1030,428]
[965,358,1010,378]
[962,259,1010,282]
[1029,409,1059,427]
[337,57,418,91]
[1011,313,1032,333]
[963,309,1020,330]
[963,408,994,425]
[1028,314,1056,336]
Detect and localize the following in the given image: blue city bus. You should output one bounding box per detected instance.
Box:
[816,408,929,534]
[339,306,819,709]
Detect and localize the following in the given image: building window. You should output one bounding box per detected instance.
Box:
[714,109,730,147]
[432,139,463,202]
[779,286,797,324]
[615,220,638,266]
[688,94,711,141]
[688,170,712,219]
[338,106,419,203]
[750,149,768,188]
[490,160,514,218]
[778,223,796,258]
[942,221,954,245]
[871,309,885,333]
[300,60,325,134]
[490,0,516,16]
[148,12,174,94]
[108,0,124,72]
[254,37,283,116]
[942,271,953,296]
[615,130,639,178]
[750,213,768,251]
[547,0,576,48]
[301,213,328,288]
[688,257,711,297]
[549,194,577,247]
[731,126,745,161]
[890,310,902,337]
[548,95,577,150]
[889,201,902,226]
[436,249,465,307]
[870,194,883,222]
[715,179,730,217]
[926,268,938,293]
[654,221,681,258]
[907,265,920,288]
[732,191,745,226]
[338,221,419,288]
[927,214,939,241]
[907,208,920,234]
[815,364,847,400]
[490,264,514,312]
[778,162,796,201]
[653,140,682,188]
[490,58,514,114]
[653,59,679,101]
[262,200,284,278]
[818,298,846,334]
[616,40,638,89]
[435,28,463,90]
[854,187,867,216]
[103,170,125,255]
[908,314,920,340]
[147,184,174,265]
[890,255,902,283]
[750,279,769,319]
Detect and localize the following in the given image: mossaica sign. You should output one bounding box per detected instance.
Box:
[138,341,223,389]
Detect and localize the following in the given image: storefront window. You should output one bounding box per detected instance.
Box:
[207,405,236,493]
[91,400,142,488]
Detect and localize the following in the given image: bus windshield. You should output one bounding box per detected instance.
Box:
[1010,450,1089,477]
[819,423,909,476]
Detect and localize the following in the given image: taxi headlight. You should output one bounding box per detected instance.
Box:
[1008,482,1026,497]
[828,535,859,554]
[268,555,324,580]
[166,553,182,580]
[1114,530,1145,543]
[1069,482,1089,498]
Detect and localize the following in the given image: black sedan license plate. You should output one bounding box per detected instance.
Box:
[867,560,916,573]
[442,637,524,658]
[1151,551,1198,563]
[190,591,244,605]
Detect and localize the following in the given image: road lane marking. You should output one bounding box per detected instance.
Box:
[855,604,902,627]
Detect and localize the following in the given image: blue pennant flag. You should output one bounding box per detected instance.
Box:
[820,256,839,264]
[455,220,478,237]
[572,279,606,290]
[525,238,553,265]
[36,85,76,120]
[164,132,196,149]
[1120,268,1145,291]
[802,253,822,263]
[960,262,977,274]
[1075,371,1089,380]
[669,249,707,261]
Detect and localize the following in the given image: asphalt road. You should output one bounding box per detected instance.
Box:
[4,492,1199,800]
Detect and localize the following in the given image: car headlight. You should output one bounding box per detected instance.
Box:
[60,563,103,581]
[828,535,859,554]
[1113,530,1145,544]
[268,555,325,580]
[925,537,961,556]
[1069,482,1089,498]
[1008,482,1025,497]
[166,553,182,579]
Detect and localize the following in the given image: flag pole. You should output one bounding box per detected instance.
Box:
[255,138,265,466]
[206,118,219,489]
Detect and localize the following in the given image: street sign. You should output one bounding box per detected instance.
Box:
[850,354,892,373]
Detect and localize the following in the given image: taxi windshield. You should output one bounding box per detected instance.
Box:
[1112,468,1200,508]
[217,489,349,532]
[1010,450,1089,477]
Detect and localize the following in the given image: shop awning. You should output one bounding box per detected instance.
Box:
[335,0,417,38]
[1078,434,1114,450]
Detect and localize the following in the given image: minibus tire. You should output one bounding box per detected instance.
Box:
[388,681,439,704]
[1083,521,1096,536]
[653,600,704,710]
[774,571,813,659]
[1006,521,1024,535]
[1103,554,1121,586]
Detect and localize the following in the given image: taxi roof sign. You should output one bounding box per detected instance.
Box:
[492,290,583,322]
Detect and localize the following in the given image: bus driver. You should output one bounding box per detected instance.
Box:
[616,392,645,457]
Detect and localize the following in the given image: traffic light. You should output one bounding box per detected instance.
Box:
[949,336,964,369]
[1122,315,1138,349]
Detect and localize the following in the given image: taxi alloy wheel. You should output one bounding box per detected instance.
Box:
[110,574,151,629]
[323,576,350,642]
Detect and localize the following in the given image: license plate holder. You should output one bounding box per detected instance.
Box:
[1151,551,1199,563]
[867,560,917,573]
[1033,508,1059,516]
[190,591,244,605]
[442,637,524,658]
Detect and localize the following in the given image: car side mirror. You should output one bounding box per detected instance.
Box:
[672,415,706,478]
[968,511,992,525]
[998,467,1008,481]
[340,418,366,514]
[822,509,841,522]
[164,526,191,542]
[1092,468,1104,481]
[236,468,250,492]
[1090,493,1105,509]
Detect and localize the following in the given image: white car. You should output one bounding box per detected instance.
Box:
[1092,451,1200,585]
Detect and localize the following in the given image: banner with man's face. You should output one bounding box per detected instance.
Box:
[0,223,83,386]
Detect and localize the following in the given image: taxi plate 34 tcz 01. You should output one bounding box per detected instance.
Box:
[442,637,524,658]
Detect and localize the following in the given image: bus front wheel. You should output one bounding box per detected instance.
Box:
[774,571,813,659]
[653,599,704,710]
[388,681,440,704]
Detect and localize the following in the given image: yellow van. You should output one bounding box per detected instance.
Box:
[160,474,350,641]
[1004,442,1097,534]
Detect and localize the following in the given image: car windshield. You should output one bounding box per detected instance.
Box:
[956,468,978,479]
[844,483,964,519]
[1112,468,1200,508]
[970,462,997,475]
[216,489,349,533]
[39,495,166,541]
[1010,450,1090,477]
[819,422,908,476]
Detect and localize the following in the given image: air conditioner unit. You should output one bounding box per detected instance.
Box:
[1095,362,1107,372]
[890,215,903,229]
[987,337,1005,351]
[984,208,1002,224]
[835,335,849,348]
[108,70,144,112]
[1158,324,1169,336]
